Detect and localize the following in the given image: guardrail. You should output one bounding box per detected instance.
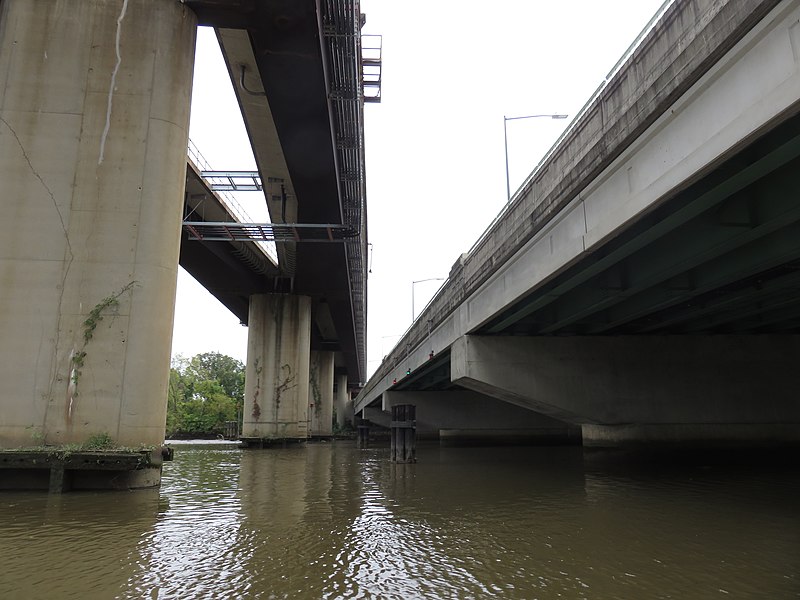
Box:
[186,138,278,264]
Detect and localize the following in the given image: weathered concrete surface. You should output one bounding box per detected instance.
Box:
[309,351,334,437]
[451,335,800,443]
[215,28,299,275]
[357,0,800,416]
[0,0,196,448]
[381,390,580,442]
[243,294,312,440]
[335,373,351,428]
[0,448,169,491]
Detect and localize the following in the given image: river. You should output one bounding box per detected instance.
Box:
[1,441,798,599]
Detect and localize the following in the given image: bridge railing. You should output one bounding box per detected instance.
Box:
[186,138,278,265]
[469,0,676,258]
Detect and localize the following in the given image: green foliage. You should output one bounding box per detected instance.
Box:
[83,432,114,450]
[166,352,244,437]
[71,281,138,395]
[82,281,138,344]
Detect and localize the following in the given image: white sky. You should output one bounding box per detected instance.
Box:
[171,0,669,379]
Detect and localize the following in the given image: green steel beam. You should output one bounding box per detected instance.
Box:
[680,289,800,333]
[485,129,800,335]
[537,167,800,333]
[586,221,800,333]
[638,268,800,332]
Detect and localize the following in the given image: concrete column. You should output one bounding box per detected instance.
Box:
[309,350,334,437]
[335,373,350,428]
[0,0,196,448]
[243,294,312,441]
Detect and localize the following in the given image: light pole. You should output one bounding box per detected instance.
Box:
[412,278,445,322]
[504,113,568,203]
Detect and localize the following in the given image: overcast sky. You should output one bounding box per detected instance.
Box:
[172,0,670,379]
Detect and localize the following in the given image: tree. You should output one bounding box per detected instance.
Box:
[166,352,244,437]
[184,352,244,403]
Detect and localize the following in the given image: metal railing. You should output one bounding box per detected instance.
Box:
[362,34,382,103]
[186,138,278,264]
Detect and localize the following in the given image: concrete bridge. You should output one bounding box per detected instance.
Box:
[356,0,800,448]
[0,0,371,487]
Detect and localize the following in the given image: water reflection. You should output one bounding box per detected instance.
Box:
[0,442,797,599]
[0,488,164,599]
[337,446,589,599]
[122,445,246,599]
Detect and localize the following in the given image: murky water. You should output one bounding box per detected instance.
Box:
[0,441,798,599]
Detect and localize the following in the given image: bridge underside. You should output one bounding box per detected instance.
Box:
[368,104,800,447]
[181,0,368,385]
[387,108,800,384]
[480,110,800,338]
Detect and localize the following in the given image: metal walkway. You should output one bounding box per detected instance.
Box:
[183,221,357,242]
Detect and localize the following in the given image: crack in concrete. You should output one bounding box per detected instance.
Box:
[98,0,129,165]
[0,116,72,254]
[0,115,75,434]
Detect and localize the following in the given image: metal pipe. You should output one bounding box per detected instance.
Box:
[239,64,265,97]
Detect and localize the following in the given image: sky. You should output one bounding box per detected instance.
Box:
[171,0,670,379]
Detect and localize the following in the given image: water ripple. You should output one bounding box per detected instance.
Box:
[1,443,798,599]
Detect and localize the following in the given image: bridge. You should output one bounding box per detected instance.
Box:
[0,0,374,488]
[355,0,800,447]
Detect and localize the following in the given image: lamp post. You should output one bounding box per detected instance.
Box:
[504,113,568,203]
[412,278,445,322]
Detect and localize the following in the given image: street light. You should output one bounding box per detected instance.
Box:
[411,278,445,322]
[504,113,568,203]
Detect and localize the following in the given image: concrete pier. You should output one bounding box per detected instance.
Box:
[335,373,350,429]
[309,351,334,437]
[0,0,196,463]
[242,294,312,443]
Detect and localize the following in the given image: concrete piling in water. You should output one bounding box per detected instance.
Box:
[390,404,416,463]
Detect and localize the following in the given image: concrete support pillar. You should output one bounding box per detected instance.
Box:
[243,294,312,441]
[335,373,350,428]
[0,0,196,448]
[309,350,334,437]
